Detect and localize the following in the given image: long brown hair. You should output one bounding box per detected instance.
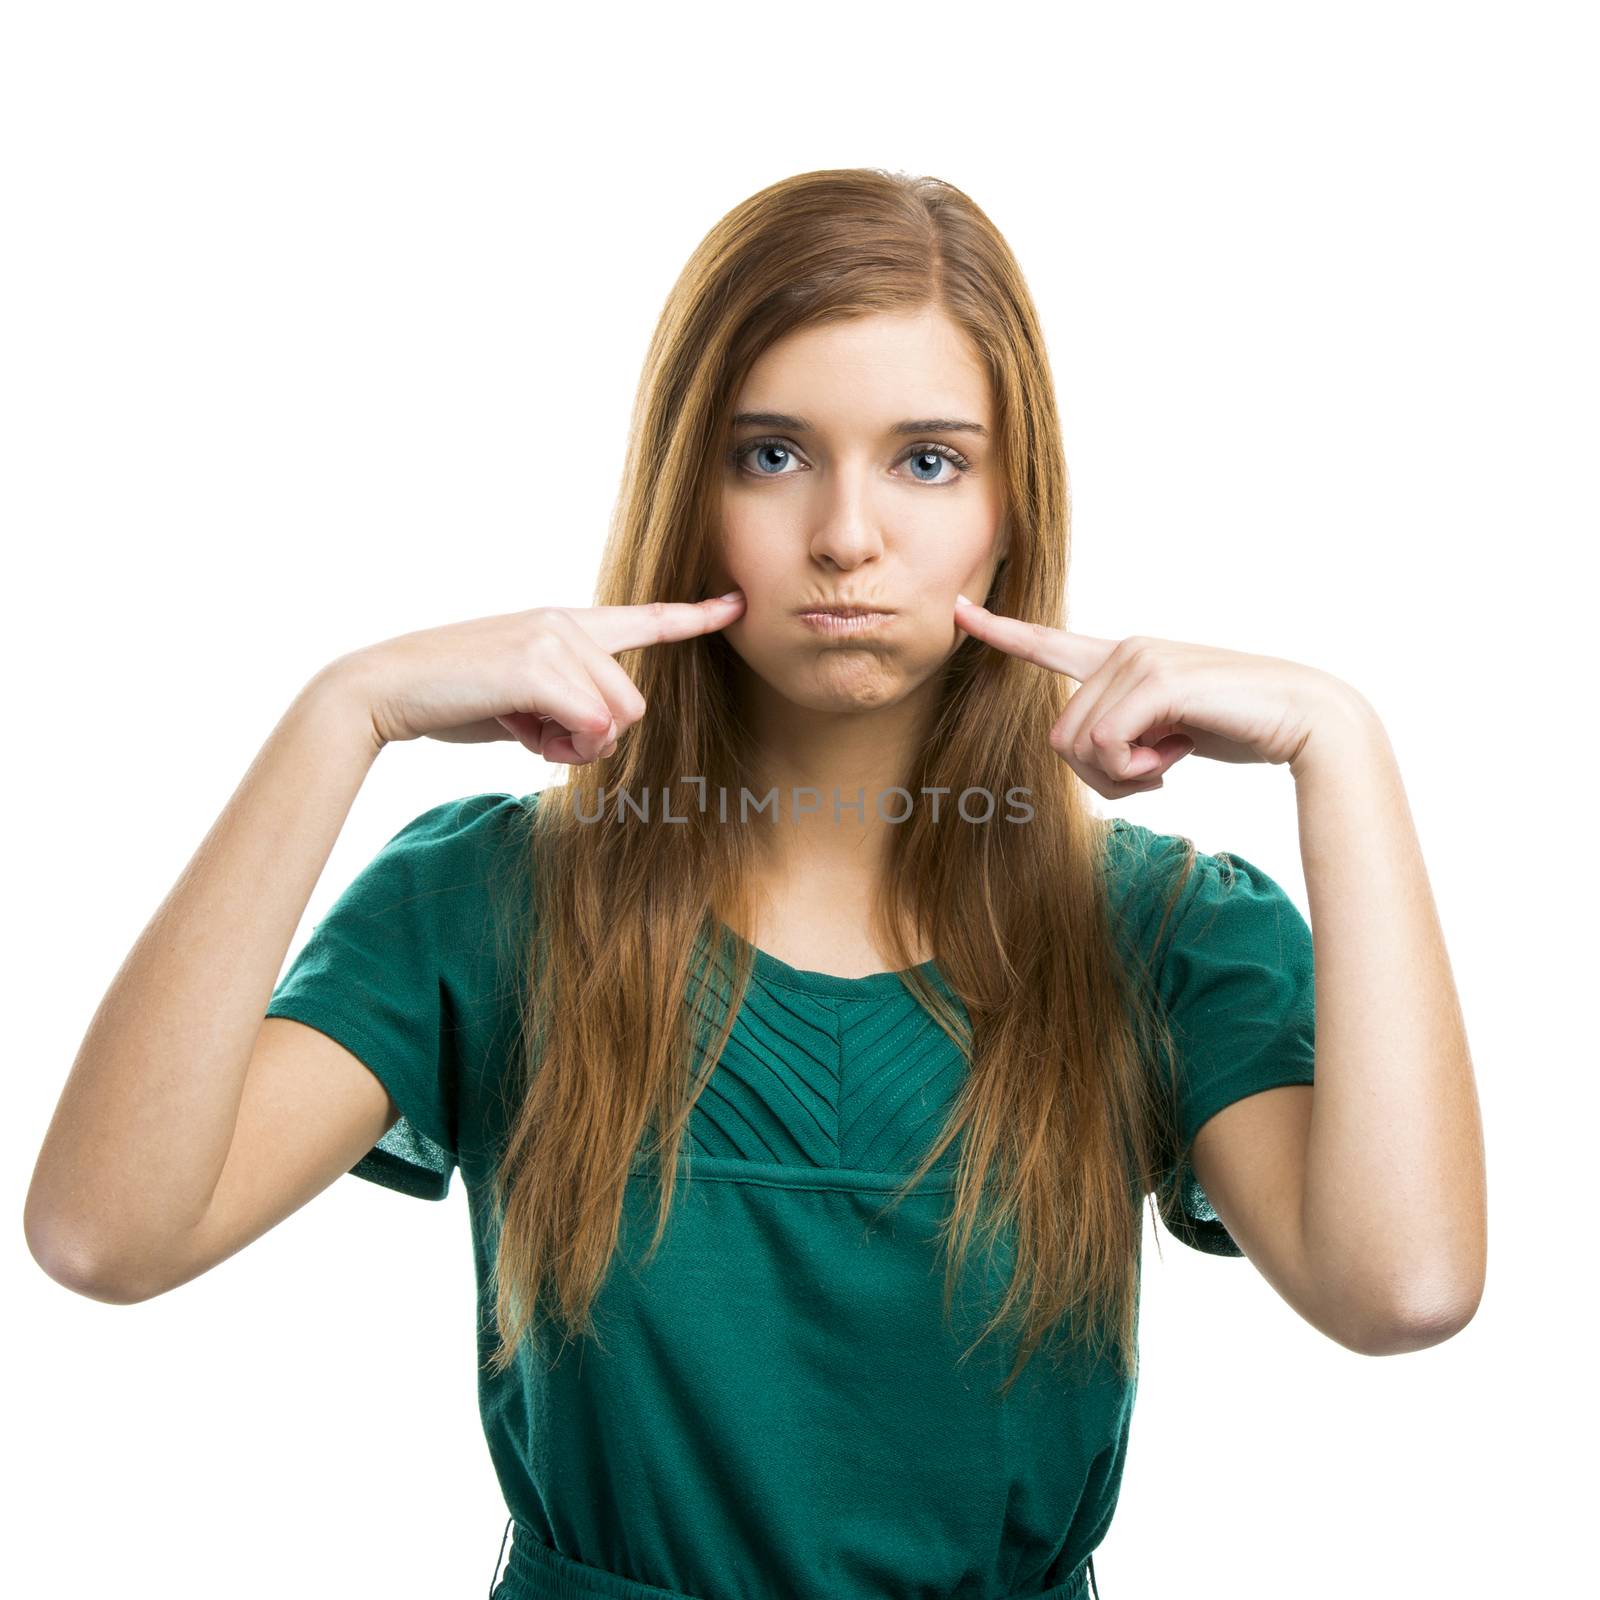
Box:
[483,167,1197,1399]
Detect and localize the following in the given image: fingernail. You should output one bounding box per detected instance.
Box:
[718,588,743,601]
[956,593,974,606]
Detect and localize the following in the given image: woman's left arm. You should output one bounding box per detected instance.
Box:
[951,596,1489,1353]
[1288,686,1487,1351]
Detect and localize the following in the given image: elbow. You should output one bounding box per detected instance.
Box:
[1349,1278,1484,1357]
[33,1251,158,1306]
[22,1207,156,1306]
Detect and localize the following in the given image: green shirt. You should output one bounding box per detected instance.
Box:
[266,790,1316,1600]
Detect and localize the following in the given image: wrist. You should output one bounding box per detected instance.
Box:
[296,655,390,760]
[1289,678,1387,783]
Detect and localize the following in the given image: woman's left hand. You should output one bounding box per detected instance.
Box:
[952,594,1359,799]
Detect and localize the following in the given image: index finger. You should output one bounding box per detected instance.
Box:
[953,595,1118,683]
[570,591,746,654]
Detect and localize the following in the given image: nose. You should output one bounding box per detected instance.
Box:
[807,483,885,571]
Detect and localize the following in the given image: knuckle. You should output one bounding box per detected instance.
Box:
[527,630,565,664]
[1129,637,1164,671]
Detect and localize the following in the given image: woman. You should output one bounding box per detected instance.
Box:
[24,168,1486,1599]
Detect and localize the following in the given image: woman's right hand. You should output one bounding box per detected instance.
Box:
[333,593,745,763]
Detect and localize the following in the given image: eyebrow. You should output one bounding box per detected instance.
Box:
[731,410,989,438]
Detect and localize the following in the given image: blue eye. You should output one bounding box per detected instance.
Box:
[728,436,971,486]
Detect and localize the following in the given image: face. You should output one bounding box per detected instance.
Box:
[709,307,1008,716]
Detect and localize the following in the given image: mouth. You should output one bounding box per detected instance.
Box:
[794,605,897,635]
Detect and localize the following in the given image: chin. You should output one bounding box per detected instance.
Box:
[733,635,939,709]
[792,656,924,710]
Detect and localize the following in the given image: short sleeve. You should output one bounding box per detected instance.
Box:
[1151,843,1318,1255]
[265,791,527,1201]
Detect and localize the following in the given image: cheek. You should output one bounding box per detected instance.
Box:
[916,516,1002,582]
[712,517,777,586]
[713,553,798,639]
[911,548,1001,611]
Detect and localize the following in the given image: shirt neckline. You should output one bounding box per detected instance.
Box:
[718,922,948,1001]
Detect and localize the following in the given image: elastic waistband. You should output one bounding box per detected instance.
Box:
[497,1523,691,1599]
[493,1521,1094,1600]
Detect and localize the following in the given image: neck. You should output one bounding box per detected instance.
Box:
[736,674,939,880]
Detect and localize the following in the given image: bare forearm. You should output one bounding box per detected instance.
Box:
[1290,689,1487,1347]
[24,663,384,1284]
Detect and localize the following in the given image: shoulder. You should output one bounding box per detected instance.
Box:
[333,791,541,931]
[1100,816,1304,972]
[370,789,541,879]
[383,789,533,849]
[1100,815,1203,948]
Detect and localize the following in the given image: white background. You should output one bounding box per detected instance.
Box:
[6,3,1593,1595]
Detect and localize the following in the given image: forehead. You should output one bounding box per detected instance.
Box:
[734,309,991,427]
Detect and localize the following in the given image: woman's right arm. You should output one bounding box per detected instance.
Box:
[22,662,394,1303]
[21,594,745,1304]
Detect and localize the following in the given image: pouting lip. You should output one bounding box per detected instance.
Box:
[793,604,897,617]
